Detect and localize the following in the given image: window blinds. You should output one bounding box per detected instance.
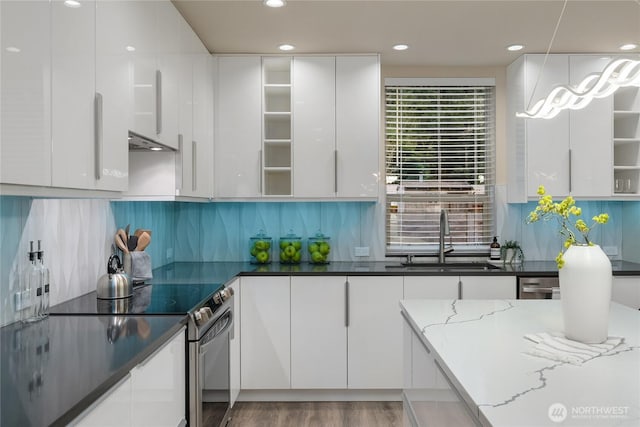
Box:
[385,85,496,254]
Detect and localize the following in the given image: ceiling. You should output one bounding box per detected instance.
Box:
[172,0,640,67]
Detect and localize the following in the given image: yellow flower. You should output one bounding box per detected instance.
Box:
[593,213,609,224]
[569,206,582,216]
[575,219,589,233]
[527,184,609,270]
[555,251,565,269]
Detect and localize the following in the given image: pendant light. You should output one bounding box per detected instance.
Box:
[517,0,640,119]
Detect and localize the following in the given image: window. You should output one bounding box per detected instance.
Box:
[385,78,496,254]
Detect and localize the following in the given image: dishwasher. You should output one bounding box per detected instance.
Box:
[518,277,560,299]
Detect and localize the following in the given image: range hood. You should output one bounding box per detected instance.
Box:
[128,131,177,152]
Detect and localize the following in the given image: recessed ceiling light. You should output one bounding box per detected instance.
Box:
[64,0,81,8]
[507,44,524,52]
[125,45,136,52]
[620,43,638,51]
[264,0,285,7]
[149,147,163,151]
[5,46,20,53]
[393,44,409,51]
[278,44,295,51]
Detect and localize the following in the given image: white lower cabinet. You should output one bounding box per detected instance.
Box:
[291,276,347,388]
[612,276,640,310]
[404,276,460,299]
[402,315,477,427]
[74,328,186,427]
[131,329,186,426]
[347,276,404,389]
[74,374,132,427]
[229,278,241,406]
[460,276,516,299]
[240,276,291,389]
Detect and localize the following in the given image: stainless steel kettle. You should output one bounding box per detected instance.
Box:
[97,254,132,299]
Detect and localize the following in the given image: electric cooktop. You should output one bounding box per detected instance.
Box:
[50,283,223,316]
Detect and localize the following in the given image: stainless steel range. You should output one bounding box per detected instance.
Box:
[188,286,234,427]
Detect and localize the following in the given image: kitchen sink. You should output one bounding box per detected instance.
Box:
[386,262,503,272]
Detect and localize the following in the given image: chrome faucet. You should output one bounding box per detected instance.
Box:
[439,209,454,263]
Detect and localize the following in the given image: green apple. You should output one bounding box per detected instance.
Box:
[292,251,302,263]
[280,240,288,250]
[311,251,324,263]
[250,247,258,257]
[293,241,302,250]
[280,251,290,262]
[284,245,297,258]
[319,242,330,255]
[308,243,319,254]
[256,251,269,263]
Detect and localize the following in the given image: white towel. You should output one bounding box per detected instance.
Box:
[524,332,625,366]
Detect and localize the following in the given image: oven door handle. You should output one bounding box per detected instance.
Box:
[521,286,557,294]
[199,309,233,355]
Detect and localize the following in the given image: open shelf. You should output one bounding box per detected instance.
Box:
[262,57,292,196]
[612,87,640,197]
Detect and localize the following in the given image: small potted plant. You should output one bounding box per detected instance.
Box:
[500,240,524,264]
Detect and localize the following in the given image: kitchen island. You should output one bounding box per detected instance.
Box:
[400,300,640,426]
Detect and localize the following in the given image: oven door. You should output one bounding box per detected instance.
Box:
[189,307,233,427]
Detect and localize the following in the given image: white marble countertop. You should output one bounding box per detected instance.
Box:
[400,300,640,426]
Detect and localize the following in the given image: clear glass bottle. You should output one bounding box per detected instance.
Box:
[37,240,50,318]
[23,241,41,323]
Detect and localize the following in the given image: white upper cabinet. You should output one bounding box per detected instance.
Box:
[292,56,337,198]
[51,0,128,192]
[2,0,127,193]
[51,0,96,190]
[507,54,570,201]
[568,55,613,198]
[126,1,180,150]
[124,2,213,200]
[215,54,380,200]
[215,56,263,198]
[154,1,181,150]
[95,0,130,191]
[336,55,380,199]
[507,53,620,201]
[1,0,52,187]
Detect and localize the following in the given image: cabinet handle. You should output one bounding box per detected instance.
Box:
[259,149,263,194]
[334,149,338,194]
[156,70,162,134]
[568,149,572,193]
[192,140,197,192]
[458,278,463,299]
[94,92,103,180]
[345,279,350,327]
[177,134,184,192]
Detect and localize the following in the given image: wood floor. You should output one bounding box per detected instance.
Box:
[225,401,403,427]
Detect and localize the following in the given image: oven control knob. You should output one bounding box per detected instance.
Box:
[213,287,234,305]
[194,307,212,326]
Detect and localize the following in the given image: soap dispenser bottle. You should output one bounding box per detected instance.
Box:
[490,236,501,260]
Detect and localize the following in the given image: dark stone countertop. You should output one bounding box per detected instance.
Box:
[9,258,639,426]
[1,315,185,427]
[150,260,640,284]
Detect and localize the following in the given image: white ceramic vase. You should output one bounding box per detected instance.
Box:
[558,244,612,343]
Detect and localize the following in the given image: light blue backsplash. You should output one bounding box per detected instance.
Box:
[174,201,377,262]
[1,195,638,326]
[110,201,177,268]
[622,202,640,262]
[0,197,32,326]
